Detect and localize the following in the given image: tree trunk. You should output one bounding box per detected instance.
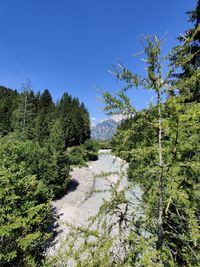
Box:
[157,89,164,250]
[22,93,28,135]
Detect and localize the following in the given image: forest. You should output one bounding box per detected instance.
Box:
[0,1,200,267]
[0,85,98,266]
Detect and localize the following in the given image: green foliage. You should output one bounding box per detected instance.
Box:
[67,139,99,166]
[0,83,91,266]
[103,34,200,266]
[170,0,200,102]
[57,93,91,148]
[48,119,65,153]
[48,151,71,197]
[0,86,18,136]
[34,89,55,144]
[0,136,71,197]
[11,81,39,140]
[97,140,113,149]
[50,30,200,266]
[67,146,87,166]
[1,2,199,266]
[83,139,98,160]
[0,84,91,200]
[0,139,54,266]
[0,85,91,148]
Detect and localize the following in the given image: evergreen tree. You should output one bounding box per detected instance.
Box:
[51,35,199,266]
[79,102,91,143]
[34,89,55,144]
[0,84,91,264]
[57,93,91,148]
[102,35,200,265]
[170,0,200,101]
[12,81,37,139]
[0,86,18,136]
[39,89,54,111]
[57,92,72,148]
[48,119,65,153]
[0,139,54,267]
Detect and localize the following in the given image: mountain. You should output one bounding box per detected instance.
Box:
[91,119,119,140]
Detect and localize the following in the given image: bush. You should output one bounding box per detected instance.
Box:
[97,140,112,150]
[67,151,86,166]
[83,139,98,160]
[67,139,99,166]
[0,137,71,199]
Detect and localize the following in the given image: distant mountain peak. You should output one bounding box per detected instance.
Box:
[91,117,120,140]
[110,114,127,123]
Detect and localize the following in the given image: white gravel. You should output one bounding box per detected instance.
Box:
[48,150,142,263]
[53,150,128,227]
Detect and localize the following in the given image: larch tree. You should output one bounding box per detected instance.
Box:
[49,34,199,266]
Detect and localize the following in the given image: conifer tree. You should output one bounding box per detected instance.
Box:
[170,0,200,101]
[51,35,199,266]
[57,92,90,148]
[79,102,91,143]
[48,119,65,153]
[12,81,37,139]
[34,89,55,144]
[57,92,72,148]
[0,86,18,135]
[0,139,54,267]
[102,34,200,265]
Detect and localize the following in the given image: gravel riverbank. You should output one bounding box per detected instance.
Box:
[48,149,142,263]
[53,149,128,227]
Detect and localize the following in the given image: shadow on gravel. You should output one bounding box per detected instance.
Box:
[53,179,80,201]
[45,206,63,250]
[48,180,80,248]
[65,179,79,193]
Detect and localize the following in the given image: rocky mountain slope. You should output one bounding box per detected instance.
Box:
[91,119,119,140]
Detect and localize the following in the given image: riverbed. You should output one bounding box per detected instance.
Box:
[53,150,128,228]
[50,149,141,258]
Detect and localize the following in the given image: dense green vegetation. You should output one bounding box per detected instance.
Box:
[104,2,200,265]
[0,86,98,266]
[97,139,113,149]
[0,139,53,266]
[67,139,99,166]
[0,83,90,144]
[49,2,199,266]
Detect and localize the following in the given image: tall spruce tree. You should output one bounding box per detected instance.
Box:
[79,102,91,143]
[171,0,200,101]
[34,89,55,144]
[57,92,90,148]
[0,86,18,136]
[58,92,73,148]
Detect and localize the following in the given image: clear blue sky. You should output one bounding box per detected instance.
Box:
[0,0,195,122]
